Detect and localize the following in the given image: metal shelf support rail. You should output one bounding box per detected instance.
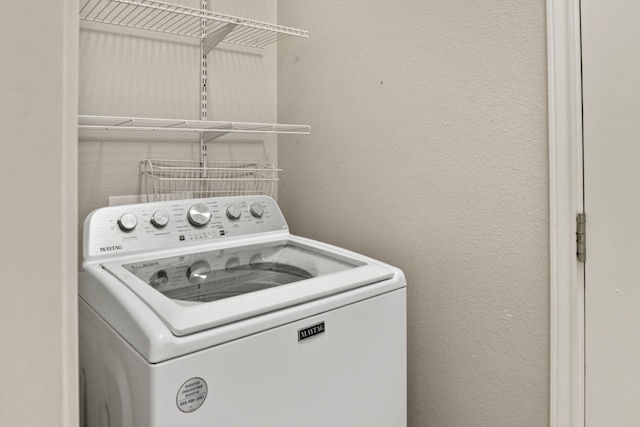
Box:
[201,0,208,172]
[79,0,309,49]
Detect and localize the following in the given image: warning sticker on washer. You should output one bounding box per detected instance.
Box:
[176,377,208,413]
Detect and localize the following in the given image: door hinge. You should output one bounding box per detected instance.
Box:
[577,213,586,262]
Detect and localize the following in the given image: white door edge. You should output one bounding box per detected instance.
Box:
[547,0,585,426]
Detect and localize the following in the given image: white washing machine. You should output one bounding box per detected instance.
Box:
[79,195,406,427]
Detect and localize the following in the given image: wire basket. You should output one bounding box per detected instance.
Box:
[141,159,280,201]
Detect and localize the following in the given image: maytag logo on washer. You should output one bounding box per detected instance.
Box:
[298,322,325,341]
[99,245,123,252]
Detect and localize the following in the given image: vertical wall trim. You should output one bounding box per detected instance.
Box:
[62,0,80,425]
[547,0,585,426]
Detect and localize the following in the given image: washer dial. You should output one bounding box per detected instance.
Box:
[150,210,170,228]
[249,202,265,218]
[187,261,210,284]
[187,203,211,227]
[225,204,242,220]
[117,213,138,231]
[149,270,169,288]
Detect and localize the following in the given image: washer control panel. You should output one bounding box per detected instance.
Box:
[83,196,288,260]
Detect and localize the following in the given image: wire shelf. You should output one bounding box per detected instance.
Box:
[79,0,308,49]
[78,115,311,136]
[141,159,280,201]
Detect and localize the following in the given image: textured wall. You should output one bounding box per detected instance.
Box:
[277,1,549,425]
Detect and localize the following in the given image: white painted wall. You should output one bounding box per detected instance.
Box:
[6,1,548,425]
[277,1,549,425]
[0,1,78,426]
[0,0,551,424]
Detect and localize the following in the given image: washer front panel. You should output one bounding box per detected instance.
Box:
[83,196,287,262]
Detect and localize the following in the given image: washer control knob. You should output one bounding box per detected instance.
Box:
[149,270,169,289]
[187,203,211,227]
[225,257,241,271]
[249,253,264,266]
[150,210,170,228]
[117,213,138,231]
[187,261,210,284]
[226,204,242,220]
[249,202,265,218]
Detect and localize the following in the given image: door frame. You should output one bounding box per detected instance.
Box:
[547,0,585,426]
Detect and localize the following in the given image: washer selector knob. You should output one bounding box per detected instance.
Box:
[117,213,138,231]
[249,202,265,218]
[225,257,241,271]
[187,203,211,227]
[150,210,170,228]
[149,270,169,289]
[225,204,242,220]
[187,261,210,284]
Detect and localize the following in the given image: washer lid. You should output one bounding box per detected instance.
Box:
[102,239,394,336]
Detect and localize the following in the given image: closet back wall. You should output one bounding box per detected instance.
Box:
[277,1,549,426]
[78,0,279,236]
